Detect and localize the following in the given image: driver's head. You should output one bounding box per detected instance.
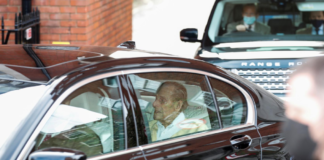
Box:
[242,4,258,25]
[309,11,324,20]
[308,11,324,28]
[242,4,258,17]
[153,82,188,123]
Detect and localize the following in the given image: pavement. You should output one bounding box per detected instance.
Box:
[132,0,215,58]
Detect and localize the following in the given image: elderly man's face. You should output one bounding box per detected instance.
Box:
[153,85,181,121]
[285,74,324,142]
[310,11,324,20]
[242,5,257,17]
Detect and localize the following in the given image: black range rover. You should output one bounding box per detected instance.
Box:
[180,0,324,98]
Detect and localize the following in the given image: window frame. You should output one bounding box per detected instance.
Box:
[207,75,249,128]
[20,68,256,160]
[20,71,141,160]
[122,68,256,148]
[125,72,223,142]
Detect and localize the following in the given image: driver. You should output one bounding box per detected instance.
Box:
[297,11,324,35]
[149,82,208,142]
[227,4,270,35]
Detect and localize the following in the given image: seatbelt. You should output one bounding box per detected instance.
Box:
[316,28,319,35]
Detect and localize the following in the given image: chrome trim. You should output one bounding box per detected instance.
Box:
[269,90,288,94]
[213,41,324,48]
[205,75,223,128]
[117,75,129,149]
[139,146,147,160]
[230,135,252,145]
[90,68,256,159]
[90,147,142,160]
[201,51,324,59]
[18,72,122,160]
[122,68,255,125]
[20,68,256,159]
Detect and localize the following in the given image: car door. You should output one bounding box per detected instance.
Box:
[124,68,262,160]
[23,75,146,160]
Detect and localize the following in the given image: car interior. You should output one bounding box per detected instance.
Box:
[220,3,303,36]
[32,74,247,155]
[33,78,125,157]
[129,73,247,142]
[215,0,323,38]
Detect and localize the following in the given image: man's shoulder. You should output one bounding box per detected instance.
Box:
[297,27,312,34]
[149,120,159,129]
[149,120,158,125]
[176,119,209,133]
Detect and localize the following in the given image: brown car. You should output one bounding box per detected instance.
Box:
[0,44,287,160]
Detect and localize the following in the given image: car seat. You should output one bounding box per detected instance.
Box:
[130,75,213,129]
[138,84,212,129]
[60,81,118,153]
[70,92,103,113]
[225,5,243,34]
[297,12,311,31]
[268,19,295,35]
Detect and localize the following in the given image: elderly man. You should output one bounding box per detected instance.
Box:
[285,57,324,159]
[297,11,324,35]
[149,82,208,142]
[227,4,270,35]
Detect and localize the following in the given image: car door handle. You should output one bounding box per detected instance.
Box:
[230,135,252,145]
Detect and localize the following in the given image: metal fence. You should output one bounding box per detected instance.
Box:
[1,8,40,45]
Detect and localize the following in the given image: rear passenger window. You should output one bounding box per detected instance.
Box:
[208,77,247,128]
[128,72,220,143]
[33,77,125,157]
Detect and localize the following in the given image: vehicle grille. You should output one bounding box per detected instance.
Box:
[232,68,294,91]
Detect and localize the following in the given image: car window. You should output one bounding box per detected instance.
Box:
[32,77,125,157]
[128,72,220,143]
[208,0,324,44]
[208,77,247,128]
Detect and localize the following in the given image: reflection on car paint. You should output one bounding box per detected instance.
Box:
[268,137,285,145]
[163,144,187,152]
[225,153,250,159]
[262,146,281,151]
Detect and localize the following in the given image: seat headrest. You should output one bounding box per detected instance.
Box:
[233,5,243,22]
[268,19,294,34]
[268,18,293,27]
[302,12,311,23]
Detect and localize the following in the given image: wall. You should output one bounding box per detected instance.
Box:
[0,0,132,46]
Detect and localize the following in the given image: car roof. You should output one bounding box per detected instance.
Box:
[0,44,180,84]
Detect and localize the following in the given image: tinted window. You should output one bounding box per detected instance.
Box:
[128,72,220,143]
[208,1,324,44]
[209,77,247,128]
[33,77,125,157]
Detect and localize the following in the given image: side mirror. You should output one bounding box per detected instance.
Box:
[29,147,87,160]
[117,41,136,49]
[180,28,200,42]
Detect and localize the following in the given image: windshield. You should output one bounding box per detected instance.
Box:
[208,0,324,46]
[0,84,47,150]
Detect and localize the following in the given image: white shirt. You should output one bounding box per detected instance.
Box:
[244,23,255,31]
[312,24,324,35]
[156,112,185,141]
